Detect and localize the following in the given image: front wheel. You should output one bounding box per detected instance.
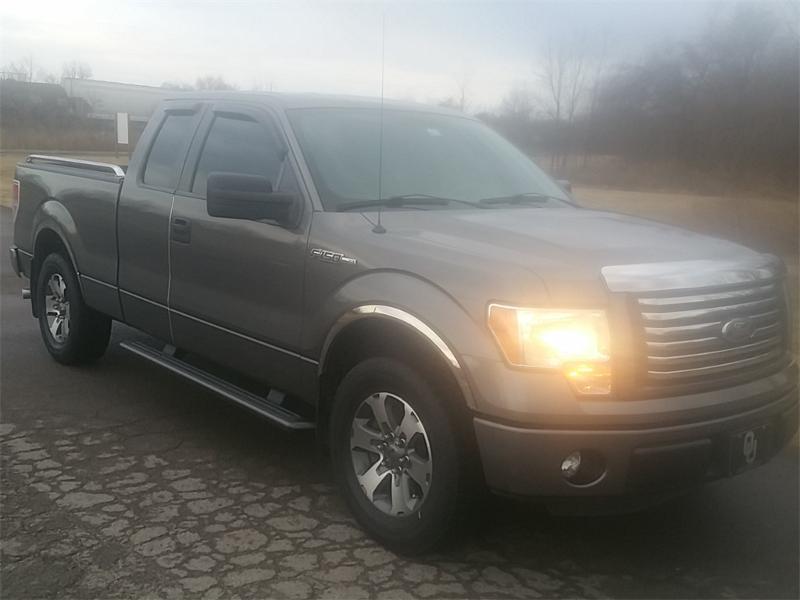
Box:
[330,357,475,554]
[36,252,111,365]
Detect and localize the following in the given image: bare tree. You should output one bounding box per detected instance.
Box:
[454,70,472,112]
[1,56,34,82]
[537,39,589,171]
[500,85,536,122]
[195,75,236,91]
[438,69,473,112]
[62,61,92,80]
[538,39,588,123]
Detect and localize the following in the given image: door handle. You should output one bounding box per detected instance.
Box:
[171,217,191,243]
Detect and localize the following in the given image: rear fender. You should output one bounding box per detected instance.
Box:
[29,202,84,315]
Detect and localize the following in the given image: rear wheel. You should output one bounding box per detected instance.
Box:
[36,253,111,365]
[330,357,475,554]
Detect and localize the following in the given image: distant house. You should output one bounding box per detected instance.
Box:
[61,78,171,123]
[0,78,173,150]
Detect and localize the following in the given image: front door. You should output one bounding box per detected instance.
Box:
[168,102,314,396]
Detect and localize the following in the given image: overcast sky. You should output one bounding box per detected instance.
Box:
[0,0,751,110]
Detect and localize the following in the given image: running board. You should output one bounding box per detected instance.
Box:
[119,341,314,430]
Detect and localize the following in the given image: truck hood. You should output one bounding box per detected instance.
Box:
[375,206,762,303]
[381,207,757,265]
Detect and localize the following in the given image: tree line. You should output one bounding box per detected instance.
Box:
[481,4,798,193]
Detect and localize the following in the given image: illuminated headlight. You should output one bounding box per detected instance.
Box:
[487,305,611,394]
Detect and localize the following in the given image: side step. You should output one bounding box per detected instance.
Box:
[120,341,314,430]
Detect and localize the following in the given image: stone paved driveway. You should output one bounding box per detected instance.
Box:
[1,208,798,599]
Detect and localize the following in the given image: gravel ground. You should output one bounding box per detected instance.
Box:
[1,207,798,599]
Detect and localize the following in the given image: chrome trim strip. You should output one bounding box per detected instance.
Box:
[80,274,118,290]
[17,249,33,258]
[643,310,780,339]
[640,297,778,323]
[647,347,784,380]
[319,304,474,407]
[169,307,318,365]
[353,305,460,368]
[646,323,781,355]
[647,336,783,367]
[119,288,164,309]
[601,255,784,293]
[637,283,777,308]
[26,154,126,178]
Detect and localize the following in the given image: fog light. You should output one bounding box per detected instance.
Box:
[561,449,606,486]
[561,451,582,479]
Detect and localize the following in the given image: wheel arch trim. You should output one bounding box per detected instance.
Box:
[318,304,475,408]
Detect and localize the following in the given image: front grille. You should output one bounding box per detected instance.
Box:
[634,279,789,395]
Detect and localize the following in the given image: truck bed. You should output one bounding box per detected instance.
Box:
[13,154,125,290]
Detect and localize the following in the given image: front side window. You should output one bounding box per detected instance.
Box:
[287,107,570,211]
[143,113,196,189]
[192,115,284,197]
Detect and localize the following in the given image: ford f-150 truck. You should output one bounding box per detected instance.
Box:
[9,92,798,553]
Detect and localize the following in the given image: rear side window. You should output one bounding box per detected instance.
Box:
[143,114,196,189]
[192,115,284,197]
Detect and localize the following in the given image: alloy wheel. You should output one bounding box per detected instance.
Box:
[350,392,433,516]
[44,273,70,344]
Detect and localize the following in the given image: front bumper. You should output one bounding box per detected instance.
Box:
[474,386,798,498]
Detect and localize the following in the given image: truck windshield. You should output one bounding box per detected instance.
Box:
[287,108,571,211]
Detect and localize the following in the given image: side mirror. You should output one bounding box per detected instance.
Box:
[206,172,300,226]
[556,179,573,194]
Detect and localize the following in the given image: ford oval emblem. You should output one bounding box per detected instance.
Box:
[721,317,755,342]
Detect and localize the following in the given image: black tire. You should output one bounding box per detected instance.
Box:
[330,357,476,555]
[36,252,111,365]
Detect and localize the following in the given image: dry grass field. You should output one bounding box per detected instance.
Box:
[1,150,797,336]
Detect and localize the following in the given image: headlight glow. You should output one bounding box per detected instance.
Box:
[488,305,611,394]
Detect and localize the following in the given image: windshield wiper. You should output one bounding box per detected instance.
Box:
[479,192,563,206]
[338,194,479,212]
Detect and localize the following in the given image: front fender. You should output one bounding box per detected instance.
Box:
[309,271,501,410]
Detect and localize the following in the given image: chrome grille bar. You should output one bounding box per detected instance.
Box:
[621,264,789,395]
[647,347,785,381]
[640,296,779,325]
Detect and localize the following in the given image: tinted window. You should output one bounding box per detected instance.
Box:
[143,114,195,189]
[288,108,570,211]
[192,115,284,196]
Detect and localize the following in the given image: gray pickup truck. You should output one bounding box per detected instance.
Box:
[9,92,798,553]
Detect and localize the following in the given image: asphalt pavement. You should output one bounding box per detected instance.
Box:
[1,207,798,599]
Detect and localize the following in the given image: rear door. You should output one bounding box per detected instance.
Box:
[168,102,315,396]
[117,101,203,340]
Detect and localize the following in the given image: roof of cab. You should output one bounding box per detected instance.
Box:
[161,91,467,117]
